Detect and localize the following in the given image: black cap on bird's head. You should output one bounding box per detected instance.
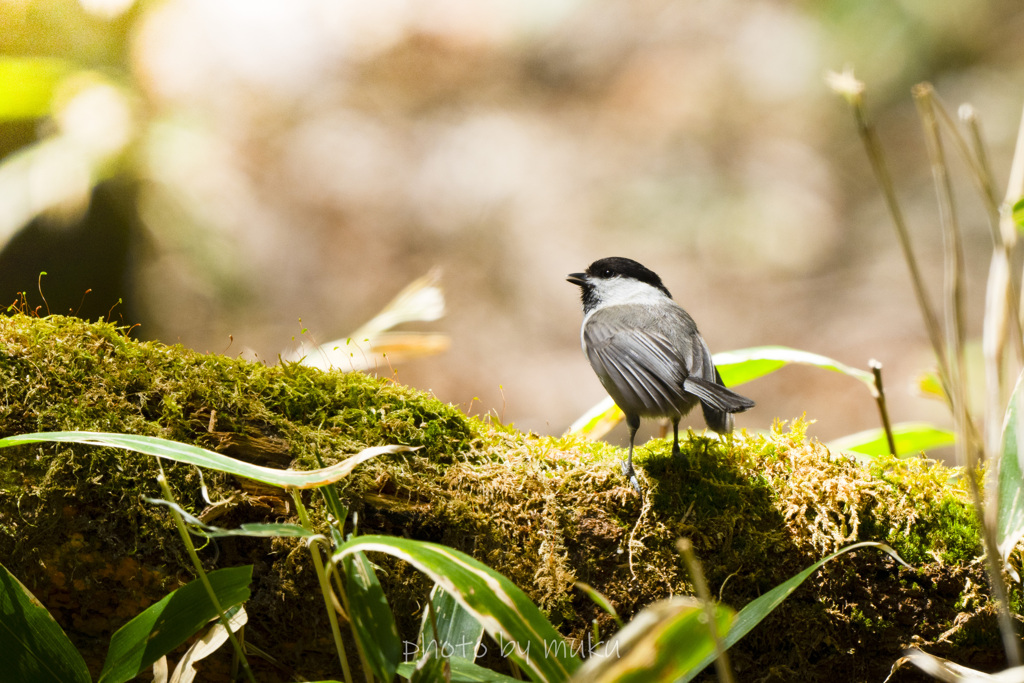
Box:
[567,257,673,306]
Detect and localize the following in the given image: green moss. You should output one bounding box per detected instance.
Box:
[900,495,981,565]
[0,314,1007,682]
[0,313,481,677]
[848,605,894,631]
[861,454,982,566]
[0,313,474,456]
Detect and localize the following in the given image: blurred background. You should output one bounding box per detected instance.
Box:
[2,0,1023,449]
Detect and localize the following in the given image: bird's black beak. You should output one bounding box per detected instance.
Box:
[567,272,587,287]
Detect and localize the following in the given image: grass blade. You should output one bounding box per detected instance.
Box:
[997,370,1024,563]
[143,499,319,539]
[898,648,1024,682]
[573,582,622,628]
[333,535,580,683]
[343,550,401,683]
[0,561,91,683]
[0,431,412,489]
[679,541,909,682]
[570,597,733,683]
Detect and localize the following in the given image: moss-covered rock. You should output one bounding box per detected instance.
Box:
[0,313,1010,681]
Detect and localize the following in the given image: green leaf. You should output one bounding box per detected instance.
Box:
[398,656,521,682]
[0,431,412,489]
[678,542,910,682]
[343,550,400,683]
[0,56,77,120]
[1013,197,1024,232]
[570,597,733,683]
[420,584,485,660]
[826,422,955,460]
[333,536,580,683]
[0,561,90,683]
[713,345,875,388]
[566,396,622,439]
[997,370,1024,563]
[917,369,947,401]
[97,565,253,683]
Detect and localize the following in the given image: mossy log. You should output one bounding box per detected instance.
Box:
[0,313,1013,681]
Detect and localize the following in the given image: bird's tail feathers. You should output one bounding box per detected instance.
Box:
[683,376,755,413]
[702,403,734,434]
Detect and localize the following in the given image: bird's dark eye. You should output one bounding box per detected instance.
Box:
[601,268,613,277]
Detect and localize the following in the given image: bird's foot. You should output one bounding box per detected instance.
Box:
[620,459,642,493]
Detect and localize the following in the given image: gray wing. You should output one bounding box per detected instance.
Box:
[583,304,714,418]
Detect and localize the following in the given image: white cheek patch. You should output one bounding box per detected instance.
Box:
[591,277,671,307]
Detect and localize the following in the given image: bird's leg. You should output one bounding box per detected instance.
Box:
[672,418,681,458]
[622,414,641,492]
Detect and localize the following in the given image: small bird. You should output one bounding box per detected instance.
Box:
[568,257,754,490]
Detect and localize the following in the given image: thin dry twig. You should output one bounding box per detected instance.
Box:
[828,70,953,407]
